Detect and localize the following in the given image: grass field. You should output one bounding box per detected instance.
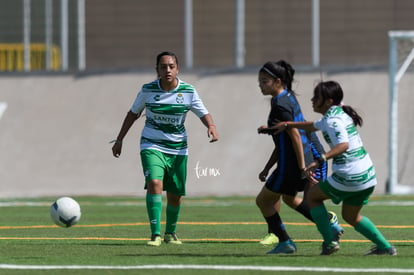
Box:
[1,195,414,274]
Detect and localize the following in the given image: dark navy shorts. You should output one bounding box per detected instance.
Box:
[265,159,327,196]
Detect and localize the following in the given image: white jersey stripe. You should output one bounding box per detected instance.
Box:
[130,78,209,155]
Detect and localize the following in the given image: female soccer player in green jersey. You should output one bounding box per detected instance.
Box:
[272,81,396,256]
[111,51,219,246]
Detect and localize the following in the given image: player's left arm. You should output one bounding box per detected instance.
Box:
[305,117,348,181]
[286,127,306,171]
[200,114,219,143]
[190,89,218,143]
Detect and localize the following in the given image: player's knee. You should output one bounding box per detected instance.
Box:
[341,211,359,226]
[282,195,299,208]
[255,195,271,210]
[147,179,163,193]
[255,195,263,208]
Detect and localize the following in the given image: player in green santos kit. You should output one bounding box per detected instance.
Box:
[112,51,219,246]
[272,81,396,256]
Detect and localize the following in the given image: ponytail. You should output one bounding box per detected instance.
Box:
[342,105,363,127]
[277,60,295,92]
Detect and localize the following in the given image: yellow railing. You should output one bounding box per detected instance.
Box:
[0,43,61,71]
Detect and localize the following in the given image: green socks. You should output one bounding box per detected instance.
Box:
[310,204,334,243]
[146,193,162,236]
[166,204,181,234]
[355,216,391,250]
[146,194,181,235]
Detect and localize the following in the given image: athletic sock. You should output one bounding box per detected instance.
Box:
[310,204,334,243]
[295,201,314,222]
[146,193,162,236]
[264,212,290,242]
[355,216,391,250]
[165,204,181,234]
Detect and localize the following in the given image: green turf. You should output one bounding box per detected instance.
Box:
[1,195,413,274]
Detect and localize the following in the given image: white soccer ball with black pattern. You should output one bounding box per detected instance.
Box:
[50,197,81,227]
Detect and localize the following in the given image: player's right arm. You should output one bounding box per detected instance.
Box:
[259,147,279,182]
[111,110,141,158]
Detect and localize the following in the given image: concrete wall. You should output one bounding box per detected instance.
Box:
[1,71,413,198]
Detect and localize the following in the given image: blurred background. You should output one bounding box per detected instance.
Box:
[0,0,413,198]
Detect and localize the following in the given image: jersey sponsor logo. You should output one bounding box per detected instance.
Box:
[153,95,161,101]
[152,114,181,124]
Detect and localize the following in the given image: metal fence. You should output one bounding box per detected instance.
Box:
[0,0,82,72]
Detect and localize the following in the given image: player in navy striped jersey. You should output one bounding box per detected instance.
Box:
[256,60,342,254]
[112,51,218,246]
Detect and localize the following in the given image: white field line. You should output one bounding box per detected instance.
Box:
[0,264,414,273]
[2,200,414,207]
[1,199,412,273]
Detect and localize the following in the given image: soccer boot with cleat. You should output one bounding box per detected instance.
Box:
[327,211,338,224]
[164,232,182,244]
[147,235,162,246]
[266,239,296,254]
[320,241,340,255]
[364,245,397,256]
[328,211,344,242]
[259,233,279,245]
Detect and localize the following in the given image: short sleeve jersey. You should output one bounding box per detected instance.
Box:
[313,106,377,191]
[268,90,318,168]
[130,78,209,155]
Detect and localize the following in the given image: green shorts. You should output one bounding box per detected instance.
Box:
[319,179,375,206]
[140,149,187,196]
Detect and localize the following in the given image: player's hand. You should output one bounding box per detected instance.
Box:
[268,122,287,135]
[111,140,122,158]
[258,125,272,134]
[303,162,319,184]
[207,126,219,143]
[258,170,268,182]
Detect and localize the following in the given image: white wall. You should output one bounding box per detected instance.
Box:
[0,71,412,198]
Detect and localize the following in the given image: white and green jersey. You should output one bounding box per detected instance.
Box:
[130,78,209,155]
[313,106,377,192]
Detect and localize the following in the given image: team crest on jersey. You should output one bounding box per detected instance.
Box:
[176,93,184,104]
[153,95,161,101]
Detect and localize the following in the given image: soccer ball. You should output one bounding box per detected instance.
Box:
[50,197,81,227]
